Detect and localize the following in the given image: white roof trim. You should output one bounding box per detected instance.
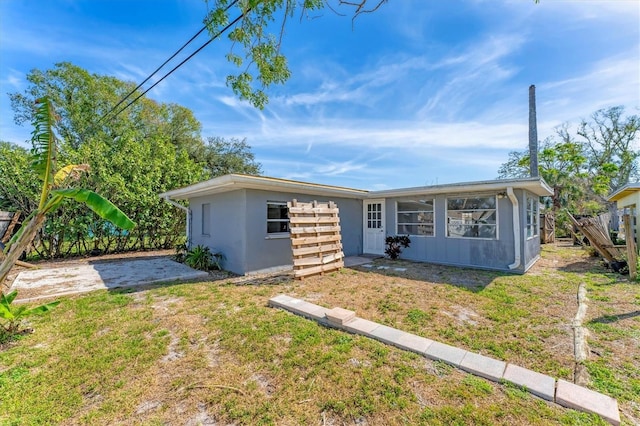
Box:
[159,174,369,200]
[607,183,640,202]
[160,174,553,200]
[369,177,553,198]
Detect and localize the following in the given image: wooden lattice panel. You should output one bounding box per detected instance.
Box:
[288,200,343,279]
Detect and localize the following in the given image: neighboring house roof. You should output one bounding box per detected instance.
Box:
[161,174,553,200]
[607,183,640,202]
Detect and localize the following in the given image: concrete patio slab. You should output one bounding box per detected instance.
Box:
[556,380,620,426]
[12,257,209,301]
[343,256,377,267]
[503,364,556,401]
[459,351,506,382]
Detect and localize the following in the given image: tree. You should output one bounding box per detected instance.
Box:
[0,142,40,212]
[160,103,205,162]
[577,106,640,197]
[6,63,208,256]
[9,63,204,153]
[0,98,134,290]
[4,63,264,258]
[202,136,262,177]
[203,0,388,108]
[498,135,588,212]
[498,106,640,217]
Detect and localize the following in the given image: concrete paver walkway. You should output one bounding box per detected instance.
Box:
[12,258,209,301]
[269,294,621,426]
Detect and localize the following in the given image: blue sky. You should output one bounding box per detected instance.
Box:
[1,0,639,190]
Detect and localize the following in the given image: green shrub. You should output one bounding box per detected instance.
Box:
[184,245,224,271]
[385,236,411,260]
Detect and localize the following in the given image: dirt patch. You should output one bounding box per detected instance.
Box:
[442,305,480,326]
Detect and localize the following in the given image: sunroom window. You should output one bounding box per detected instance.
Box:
[526,195,539,239]
[447,195,497,239]
[267,201,290,234]
[397,199,434,236]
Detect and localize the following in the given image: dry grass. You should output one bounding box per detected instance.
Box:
[1,242,638,425]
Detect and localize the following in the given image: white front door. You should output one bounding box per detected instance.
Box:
[363,199,385,255]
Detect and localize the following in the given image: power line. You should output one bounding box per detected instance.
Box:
[100,0,242,123]
[99,27,209,123]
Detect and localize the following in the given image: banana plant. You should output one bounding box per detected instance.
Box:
[0,97,135,289]
[0,290,60,336]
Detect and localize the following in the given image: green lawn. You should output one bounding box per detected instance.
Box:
[1,244,638,425]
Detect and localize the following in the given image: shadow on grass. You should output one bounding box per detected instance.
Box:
[589,310,640,324]
[347,259,503,293]
[558,260,604,273]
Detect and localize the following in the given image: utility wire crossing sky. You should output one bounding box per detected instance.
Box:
[1,0,638,190]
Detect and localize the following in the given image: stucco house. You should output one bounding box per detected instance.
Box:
[160,174,553,275]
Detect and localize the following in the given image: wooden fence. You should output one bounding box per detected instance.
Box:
[540,213,555,244]
[288,200,343,279]
[623,214,637,280]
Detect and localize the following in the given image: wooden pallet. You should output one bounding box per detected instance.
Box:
[567,211,625,263]
[288,200,343,279]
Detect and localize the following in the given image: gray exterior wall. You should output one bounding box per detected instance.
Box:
[384,189,540,273]
[188,187,541,275]
[190,191,247,275]
[243,189,362,273]
[190,189,363,275]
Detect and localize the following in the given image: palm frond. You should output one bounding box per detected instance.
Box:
[48,188,135,230]
[30,97,57,209]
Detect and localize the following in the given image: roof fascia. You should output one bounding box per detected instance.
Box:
[159,174,369,200]
[607,183,640,202]
[368,178,553,198]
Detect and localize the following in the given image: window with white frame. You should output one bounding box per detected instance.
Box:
[447,195,497,239]
[526,195,539,239]
[397,199,434,236]
[267,201,289,234]
[202,203,211,236]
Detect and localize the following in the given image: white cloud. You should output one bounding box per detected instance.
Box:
[314,160,366,176]
[538,53,640,119]
[0,68,25,91]
[242,117,526,150]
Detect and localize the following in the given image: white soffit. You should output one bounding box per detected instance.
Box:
[369,177,553,198]
[160,174,553,200]
[159,174,369,200]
